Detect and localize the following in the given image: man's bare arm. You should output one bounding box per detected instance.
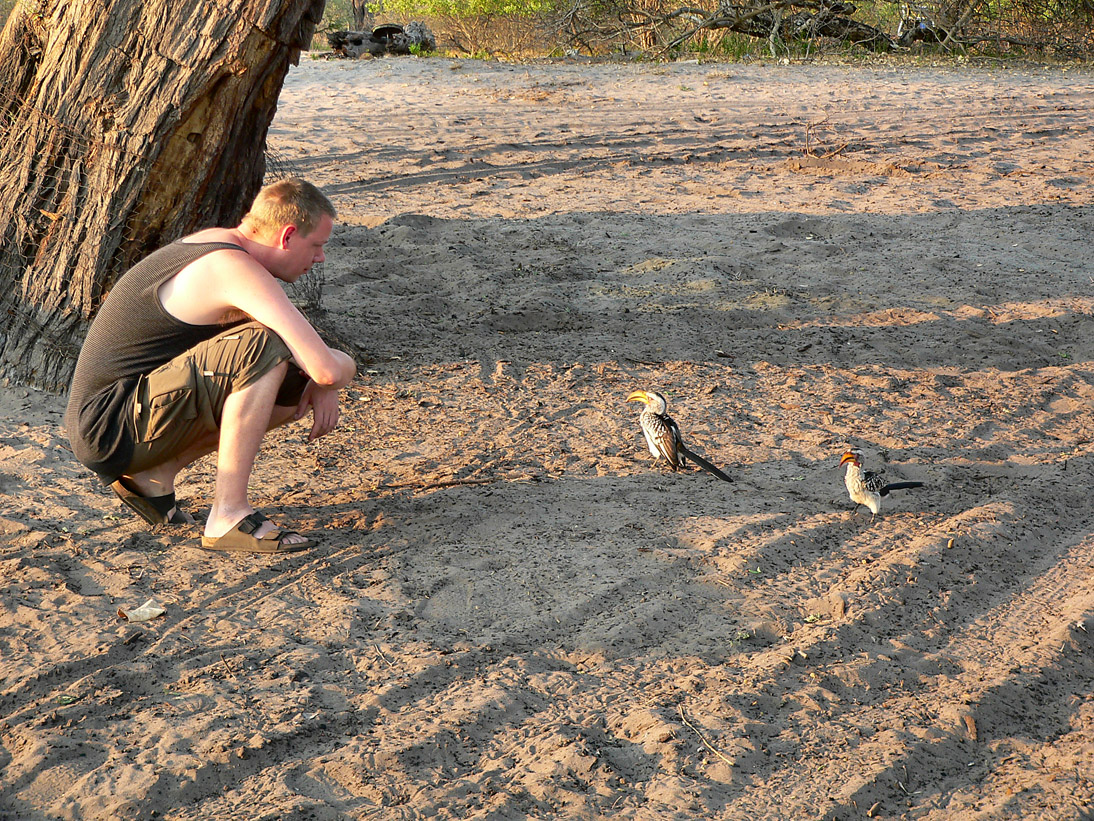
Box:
[161,249,356,387]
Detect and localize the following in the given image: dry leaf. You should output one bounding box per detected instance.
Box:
[118,598,166,623]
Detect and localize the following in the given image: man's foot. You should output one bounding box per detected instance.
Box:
[201,511,314,554]
[111,478,195,526]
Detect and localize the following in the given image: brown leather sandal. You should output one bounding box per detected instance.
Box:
[200,512,315,554]
[111,478,192,527]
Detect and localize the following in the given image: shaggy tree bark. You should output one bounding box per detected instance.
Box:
[0,0,325,390]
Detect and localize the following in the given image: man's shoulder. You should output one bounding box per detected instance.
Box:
[166,229,251,277]
[180,226,245,245]
[174,232,259,281]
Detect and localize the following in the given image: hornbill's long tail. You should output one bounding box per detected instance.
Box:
[679,443,734,483]
[878,481,924,496]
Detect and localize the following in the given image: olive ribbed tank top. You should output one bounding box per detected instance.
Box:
[64,241,244,480]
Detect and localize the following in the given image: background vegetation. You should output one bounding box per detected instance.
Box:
[1,0,1089,62]
[319,0,1094,59]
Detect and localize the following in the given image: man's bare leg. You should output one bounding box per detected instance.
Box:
[116,433,220,524]
[119,364,301,530]
[123,402,298,495]
[202,361,309,546]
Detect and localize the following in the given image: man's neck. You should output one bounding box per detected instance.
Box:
[181,226,246,245]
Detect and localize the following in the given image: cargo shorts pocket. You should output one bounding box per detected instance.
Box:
[139,360,199,442]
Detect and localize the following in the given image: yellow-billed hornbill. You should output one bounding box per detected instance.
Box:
[839,448,923,517]
[627,389,733,482]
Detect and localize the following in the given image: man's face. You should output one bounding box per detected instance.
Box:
[276,214,334,282]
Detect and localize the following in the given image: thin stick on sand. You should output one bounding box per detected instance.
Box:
[678,704,735,767]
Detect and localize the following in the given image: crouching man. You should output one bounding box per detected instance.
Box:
[65,178,356,553]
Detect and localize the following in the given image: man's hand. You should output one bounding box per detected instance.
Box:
[296,381,341,441]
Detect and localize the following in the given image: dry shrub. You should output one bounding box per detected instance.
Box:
[426,12,556,56]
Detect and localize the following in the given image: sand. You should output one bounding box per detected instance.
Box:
[2,54,1093,819]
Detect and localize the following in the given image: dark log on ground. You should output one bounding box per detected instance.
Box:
[328,28,389,56]
[327,22,436,57]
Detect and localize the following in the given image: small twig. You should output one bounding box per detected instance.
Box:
[678,704,734,767]
[219,653,237,677]
[374,644,397,671]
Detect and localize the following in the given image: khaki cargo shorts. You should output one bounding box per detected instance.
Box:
[126,322,309,473]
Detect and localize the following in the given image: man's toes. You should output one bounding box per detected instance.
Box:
[167,506,197,525]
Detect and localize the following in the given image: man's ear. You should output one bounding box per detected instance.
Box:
[277,224,297,250]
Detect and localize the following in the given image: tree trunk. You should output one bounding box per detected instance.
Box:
[0,0,325,391]
[352,0,376,31]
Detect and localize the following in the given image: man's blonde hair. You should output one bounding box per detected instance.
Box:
[242,178,336,238]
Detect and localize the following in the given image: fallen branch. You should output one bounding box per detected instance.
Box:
[566,0,897,55]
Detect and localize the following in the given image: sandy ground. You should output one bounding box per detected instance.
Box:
[2,55,1094,819]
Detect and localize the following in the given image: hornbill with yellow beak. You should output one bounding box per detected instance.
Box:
[627,390,733,483]
[839,448,923,516]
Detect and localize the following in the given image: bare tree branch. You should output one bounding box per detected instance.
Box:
[561,0,896,55]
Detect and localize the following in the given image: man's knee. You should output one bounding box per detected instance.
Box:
[129,325,300,466]
[182,324,285,399]
[228,331,308,408]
